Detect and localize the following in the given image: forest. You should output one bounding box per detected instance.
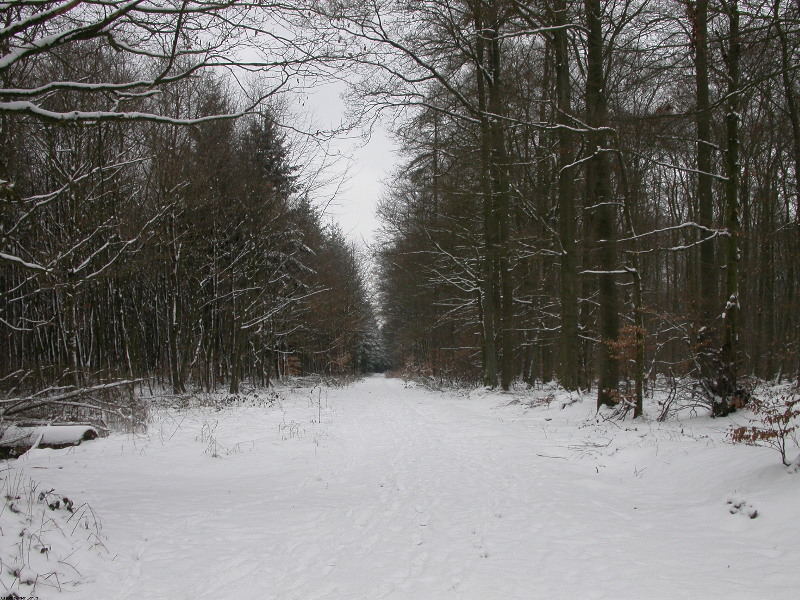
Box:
[0,2,386,413]
[2,3,800,598]
[1,0,800,418]
[362,0,800,417]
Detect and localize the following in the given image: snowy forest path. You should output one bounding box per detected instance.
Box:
[12,376,798,599]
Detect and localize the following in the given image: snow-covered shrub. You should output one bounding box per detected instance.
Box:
[168,390,283,410]
[1,470,107,596]
[729,394,799,466]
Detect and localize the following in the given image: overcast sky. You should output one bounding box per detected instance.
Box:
[296,80,397,248]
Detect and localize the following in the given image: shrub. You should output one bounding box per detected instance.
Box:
[729,395,799,466]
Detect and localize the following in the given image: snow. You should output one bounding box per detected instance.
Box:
[0,251,51,273]
[0,101,250,126]
[1,425,99,449]
[2,375,798,599]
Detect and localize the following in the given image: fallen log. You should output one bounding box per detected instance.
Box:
[0,422,108,458]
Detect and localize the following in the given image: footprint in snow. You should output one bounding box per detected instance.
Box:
[727,496,758,519]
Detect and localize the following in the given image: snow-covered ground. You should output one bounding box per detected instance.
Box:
[2,375,798,599]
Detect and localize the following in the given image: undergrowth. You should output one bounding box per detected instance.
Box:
[0,469,107,597]
[729,393,800,467]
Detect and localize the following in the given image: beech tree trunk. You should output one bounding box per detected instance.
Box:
[774,1,800,384]
[554,0,579,391]
[484,2,515,391]
[692,0,718,369]
[475,1,499,388]
[717,0,742,415]
[585,0,620,409]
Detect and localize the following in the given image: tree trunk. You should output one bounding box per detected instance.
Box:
[717,0,742,415]
[475,2,499,388]
[64,283,83,389]
[229,281,241,395]
[615,150,645,417]
[758,185,776,378]
[585,0,619,408]
[774,1,800,384]
[485,3,514,391]
[167,218,186,394]
[554,0,579,391]
[691,0,718,376]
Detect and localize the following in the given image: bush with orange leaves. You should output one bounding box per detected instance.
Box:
[729,395,800,467]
